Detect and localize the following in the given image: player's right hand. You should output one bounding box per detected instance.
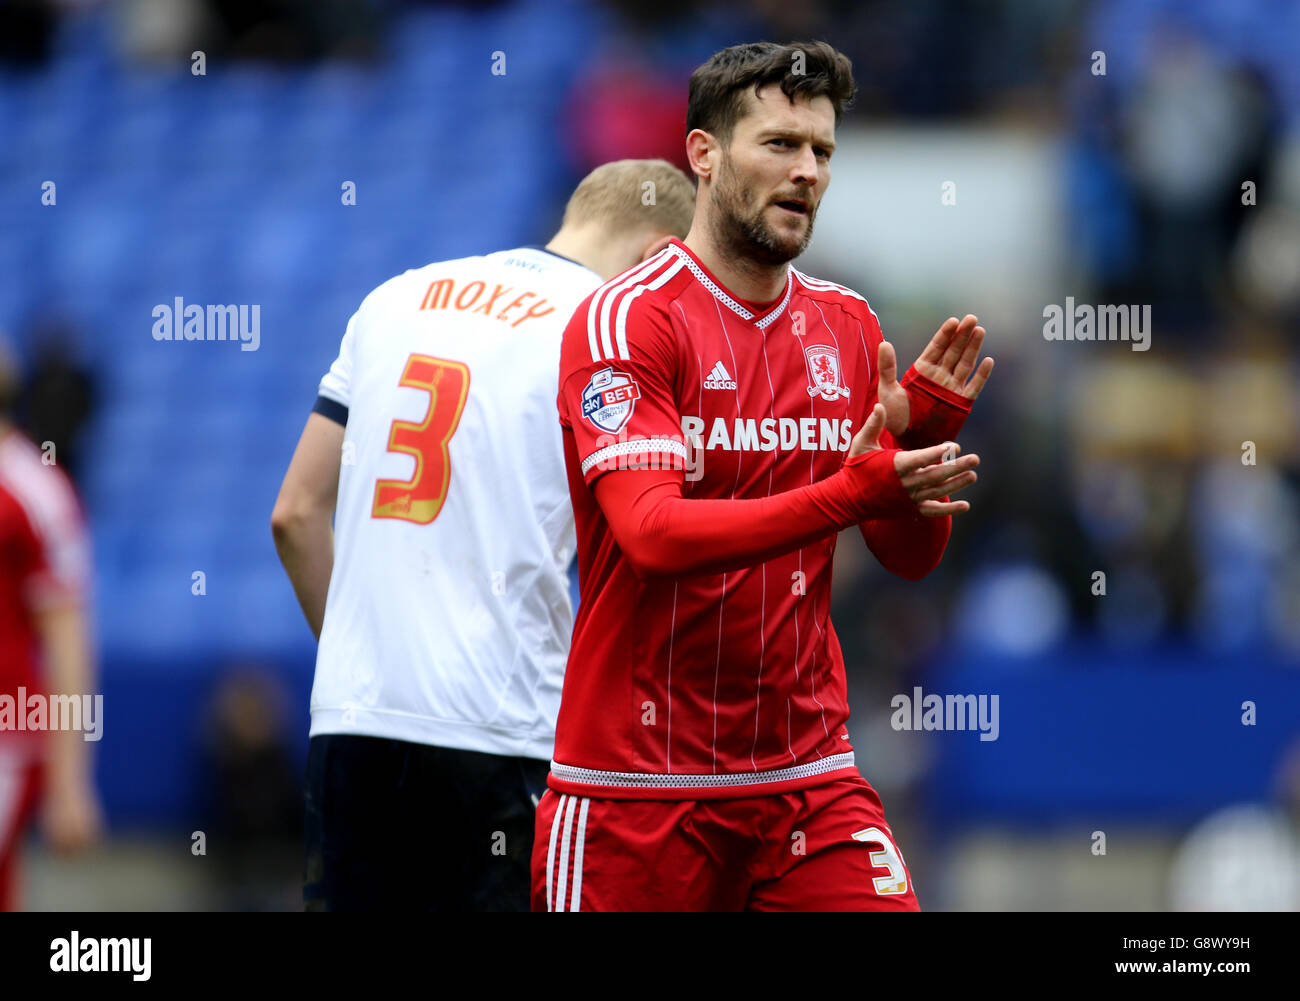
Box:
[850,403,980,517]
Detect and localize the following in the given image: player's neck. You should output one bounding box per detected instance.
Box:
[545,229,625,281]
[682,227,788,304]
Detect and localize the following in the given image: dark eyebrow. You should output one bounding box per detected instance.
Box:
[758,129,836,153]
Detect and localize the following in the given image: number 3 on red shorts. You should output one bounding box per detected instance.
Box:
[851,826,910,895]
[372,354,470,525]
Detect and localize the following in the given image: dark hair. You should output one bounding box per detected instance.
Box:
[686,41,856,142]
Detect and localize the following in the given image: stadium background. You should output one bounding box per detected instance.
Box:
[2,0,1298,910]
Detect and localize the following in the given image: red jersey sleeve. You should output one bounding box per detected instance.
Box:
[0,453,89,614]
[558,292,686,486]
[897,368,973,450]
[2,489,47,598]
[23,472,90,611]
[594,447,915,579]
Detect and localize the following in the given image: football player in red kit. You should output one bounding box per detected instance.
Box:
[534,41,994,911]
[0,345,101,911]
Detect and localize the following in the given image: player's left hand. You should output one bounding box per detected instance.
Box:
[877,315,994,435]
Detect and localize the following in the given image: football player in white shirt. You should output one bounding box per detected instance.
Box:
[271,160,695,911]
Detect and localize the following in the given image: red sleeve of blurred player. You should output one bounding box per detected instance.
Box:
[18,484,89,612]
[0,433,91,690]
[0,485,48,603]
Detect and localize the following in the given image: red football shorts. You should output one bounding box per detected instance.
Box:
[532,773,919,911]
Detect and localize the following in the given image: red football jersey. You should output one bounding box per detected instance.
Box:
[0,429,91,753]
[552,238,895,800]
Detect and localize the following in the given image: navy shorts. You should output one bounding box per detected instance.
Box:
[303,733,549,911]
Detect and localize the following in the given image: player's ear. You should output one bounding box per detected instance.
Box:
[638,232,675,262]
[685,128,715,182]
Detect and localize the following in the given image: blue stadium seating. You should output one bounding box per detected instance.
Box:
[0,1,593,683]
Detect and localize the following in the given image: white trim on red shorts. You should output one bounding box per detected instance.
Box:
[550,751,856,791]
[545,794,591,912]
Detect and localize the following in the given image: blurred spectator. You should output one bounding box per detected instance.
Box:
[1169,740,1300,911]
[117,0,211,63]
[1121,28,1278,328]
[0,0,58,66]
[565,49,691,175]
[0,335,102,911]
[1191,457,1298,652]
[199,668,302,911]
[199,0,385,62]
[121,0,390,64]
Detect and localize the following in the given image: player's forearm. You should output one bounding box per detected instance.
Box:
[271,511,334,639]
[35,604,95,783]
[860,508,951,581]
[597,450,916,578]
[272,413,345,639]
[858,425,952,579]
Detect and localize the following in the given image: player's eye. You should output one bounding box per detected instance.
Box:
[814,147,831,160]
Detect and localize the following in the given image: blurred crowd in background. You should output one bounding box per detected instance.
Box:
[0,0,1296,910]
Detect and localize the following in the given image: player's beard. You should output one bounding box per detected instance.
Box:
[708,150,817,267]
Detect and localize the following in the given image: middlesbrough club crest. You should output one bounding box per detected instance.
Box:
[803,344,850,402]
[581,366,641,433]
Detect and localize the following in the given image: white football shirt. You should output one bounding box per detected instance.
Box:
[309,247,601,759]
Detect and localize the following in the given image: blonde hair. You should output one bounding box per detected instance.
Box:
[561,159,695,239]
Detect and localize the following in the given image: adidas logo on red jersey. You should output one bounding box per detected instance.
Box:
[703,361,737,390]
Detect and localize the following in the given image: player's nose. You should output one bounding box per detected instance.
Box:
[790,146,819,186]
